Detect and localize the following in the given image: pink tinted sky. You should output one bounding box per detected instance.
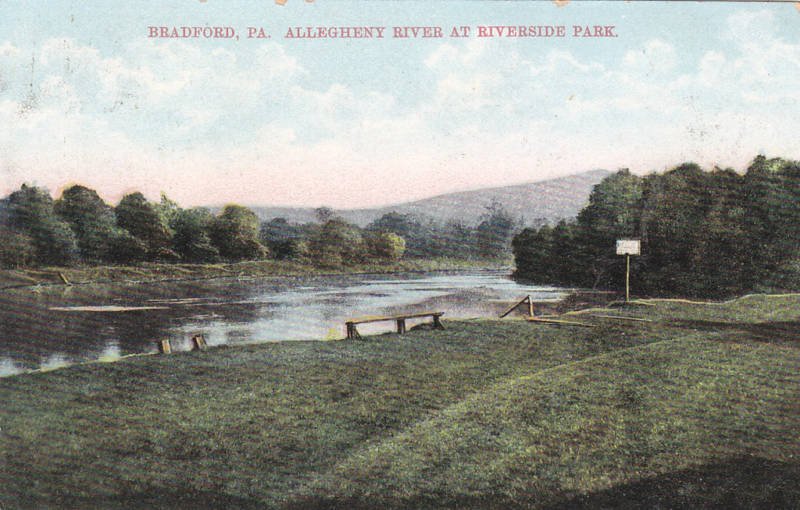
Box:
[1,1,798,208]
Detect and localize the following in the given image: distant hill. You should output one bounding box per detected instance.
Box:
[245,169,611,227]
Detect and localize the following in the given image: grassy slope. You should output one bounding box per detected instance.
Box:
[1,295,799,509]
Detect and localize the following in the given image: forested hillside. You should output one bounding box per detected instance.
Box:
[513,156,800,297]
[0,185,519,270]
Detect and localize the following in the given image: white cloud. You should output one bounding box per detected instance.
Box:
[1,8,799,208]
[697,51,726,87]
[724,9,776,46]
[425,37,489,70]
[622,39,677,74]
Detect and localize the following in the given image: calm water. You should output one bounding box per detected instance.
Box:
[0,270,566,376]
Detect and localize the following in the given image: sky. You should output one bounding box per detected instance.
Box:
[0,0,798,208]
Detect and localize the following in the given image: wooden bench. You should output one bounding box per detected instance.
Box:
[345,312,444,339]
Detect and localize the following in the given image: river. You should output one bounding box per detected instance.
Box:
[0,270,567,376]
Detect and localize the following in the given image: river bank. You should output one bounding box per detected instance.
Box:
[2,294,798,508]
[0,258,508,291]
[1,268,559,376]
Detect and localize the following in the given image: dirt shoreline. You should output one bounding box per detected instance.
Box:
[0,259,510,292]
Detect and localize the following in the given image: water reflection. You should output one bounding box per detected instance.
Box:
[0,270,566,375]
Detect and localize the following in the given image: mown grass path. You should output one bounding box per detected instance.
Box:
[1,295,799,509]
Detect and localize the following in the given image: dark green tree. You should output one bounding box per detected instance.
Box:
[741,157,800,290]
[107,232,148,264]
[314,207,335,223]
[574,169,643,289]
[154,192,181,233]
[0,227,36,268]
[639,163,713,295]
[6,184,78,266]
[54,185,120,262]
[259,218,305,260]
[550,220,584,285]
[366,212,436,258]
[210,205,268,261]
[513,156,800,297]
[476,201,515,259]
[367,232,406,260]
[115,192,175,260]
[172,207,219,263]
[308,218,364,267]
[512,225,554,280]
[688,168,748,295]
[436,219,478,259]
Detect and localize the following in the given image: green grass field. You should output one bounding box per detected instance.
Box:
[1,295,799,509]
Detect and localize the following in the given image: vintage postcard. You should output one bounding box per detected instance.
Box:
[1,1,799,508]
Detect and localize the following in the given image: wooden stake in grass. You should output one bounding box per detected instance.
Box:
[158,339,172,354]
[191,334,208,351]
[500,295,534,318]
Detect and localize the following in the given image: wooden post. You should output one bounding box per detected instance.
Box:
[626,254,631,303]
[345,322,361,339]
[158,339,172,354]
[500,295,533,319]
[191,334,207,351]
[396,319,406,334]
[433,314,444,330]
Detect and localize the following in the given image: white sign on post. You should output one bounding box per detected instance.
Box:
[617,239,640,302]
[616,239,641,256]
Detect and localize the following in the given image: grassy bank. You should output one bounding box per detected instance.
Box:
[0,257,504,290]
[1,295,799,508]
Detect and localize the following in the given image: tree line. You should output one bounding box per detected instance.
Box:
[0,184,519,269]
[512,156,800,298]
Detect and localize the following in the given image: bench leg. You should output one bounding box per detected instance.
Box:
[346,323,362,339]
[397,319,406,334]
[192,334,207,351]
[433,315,444,330]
